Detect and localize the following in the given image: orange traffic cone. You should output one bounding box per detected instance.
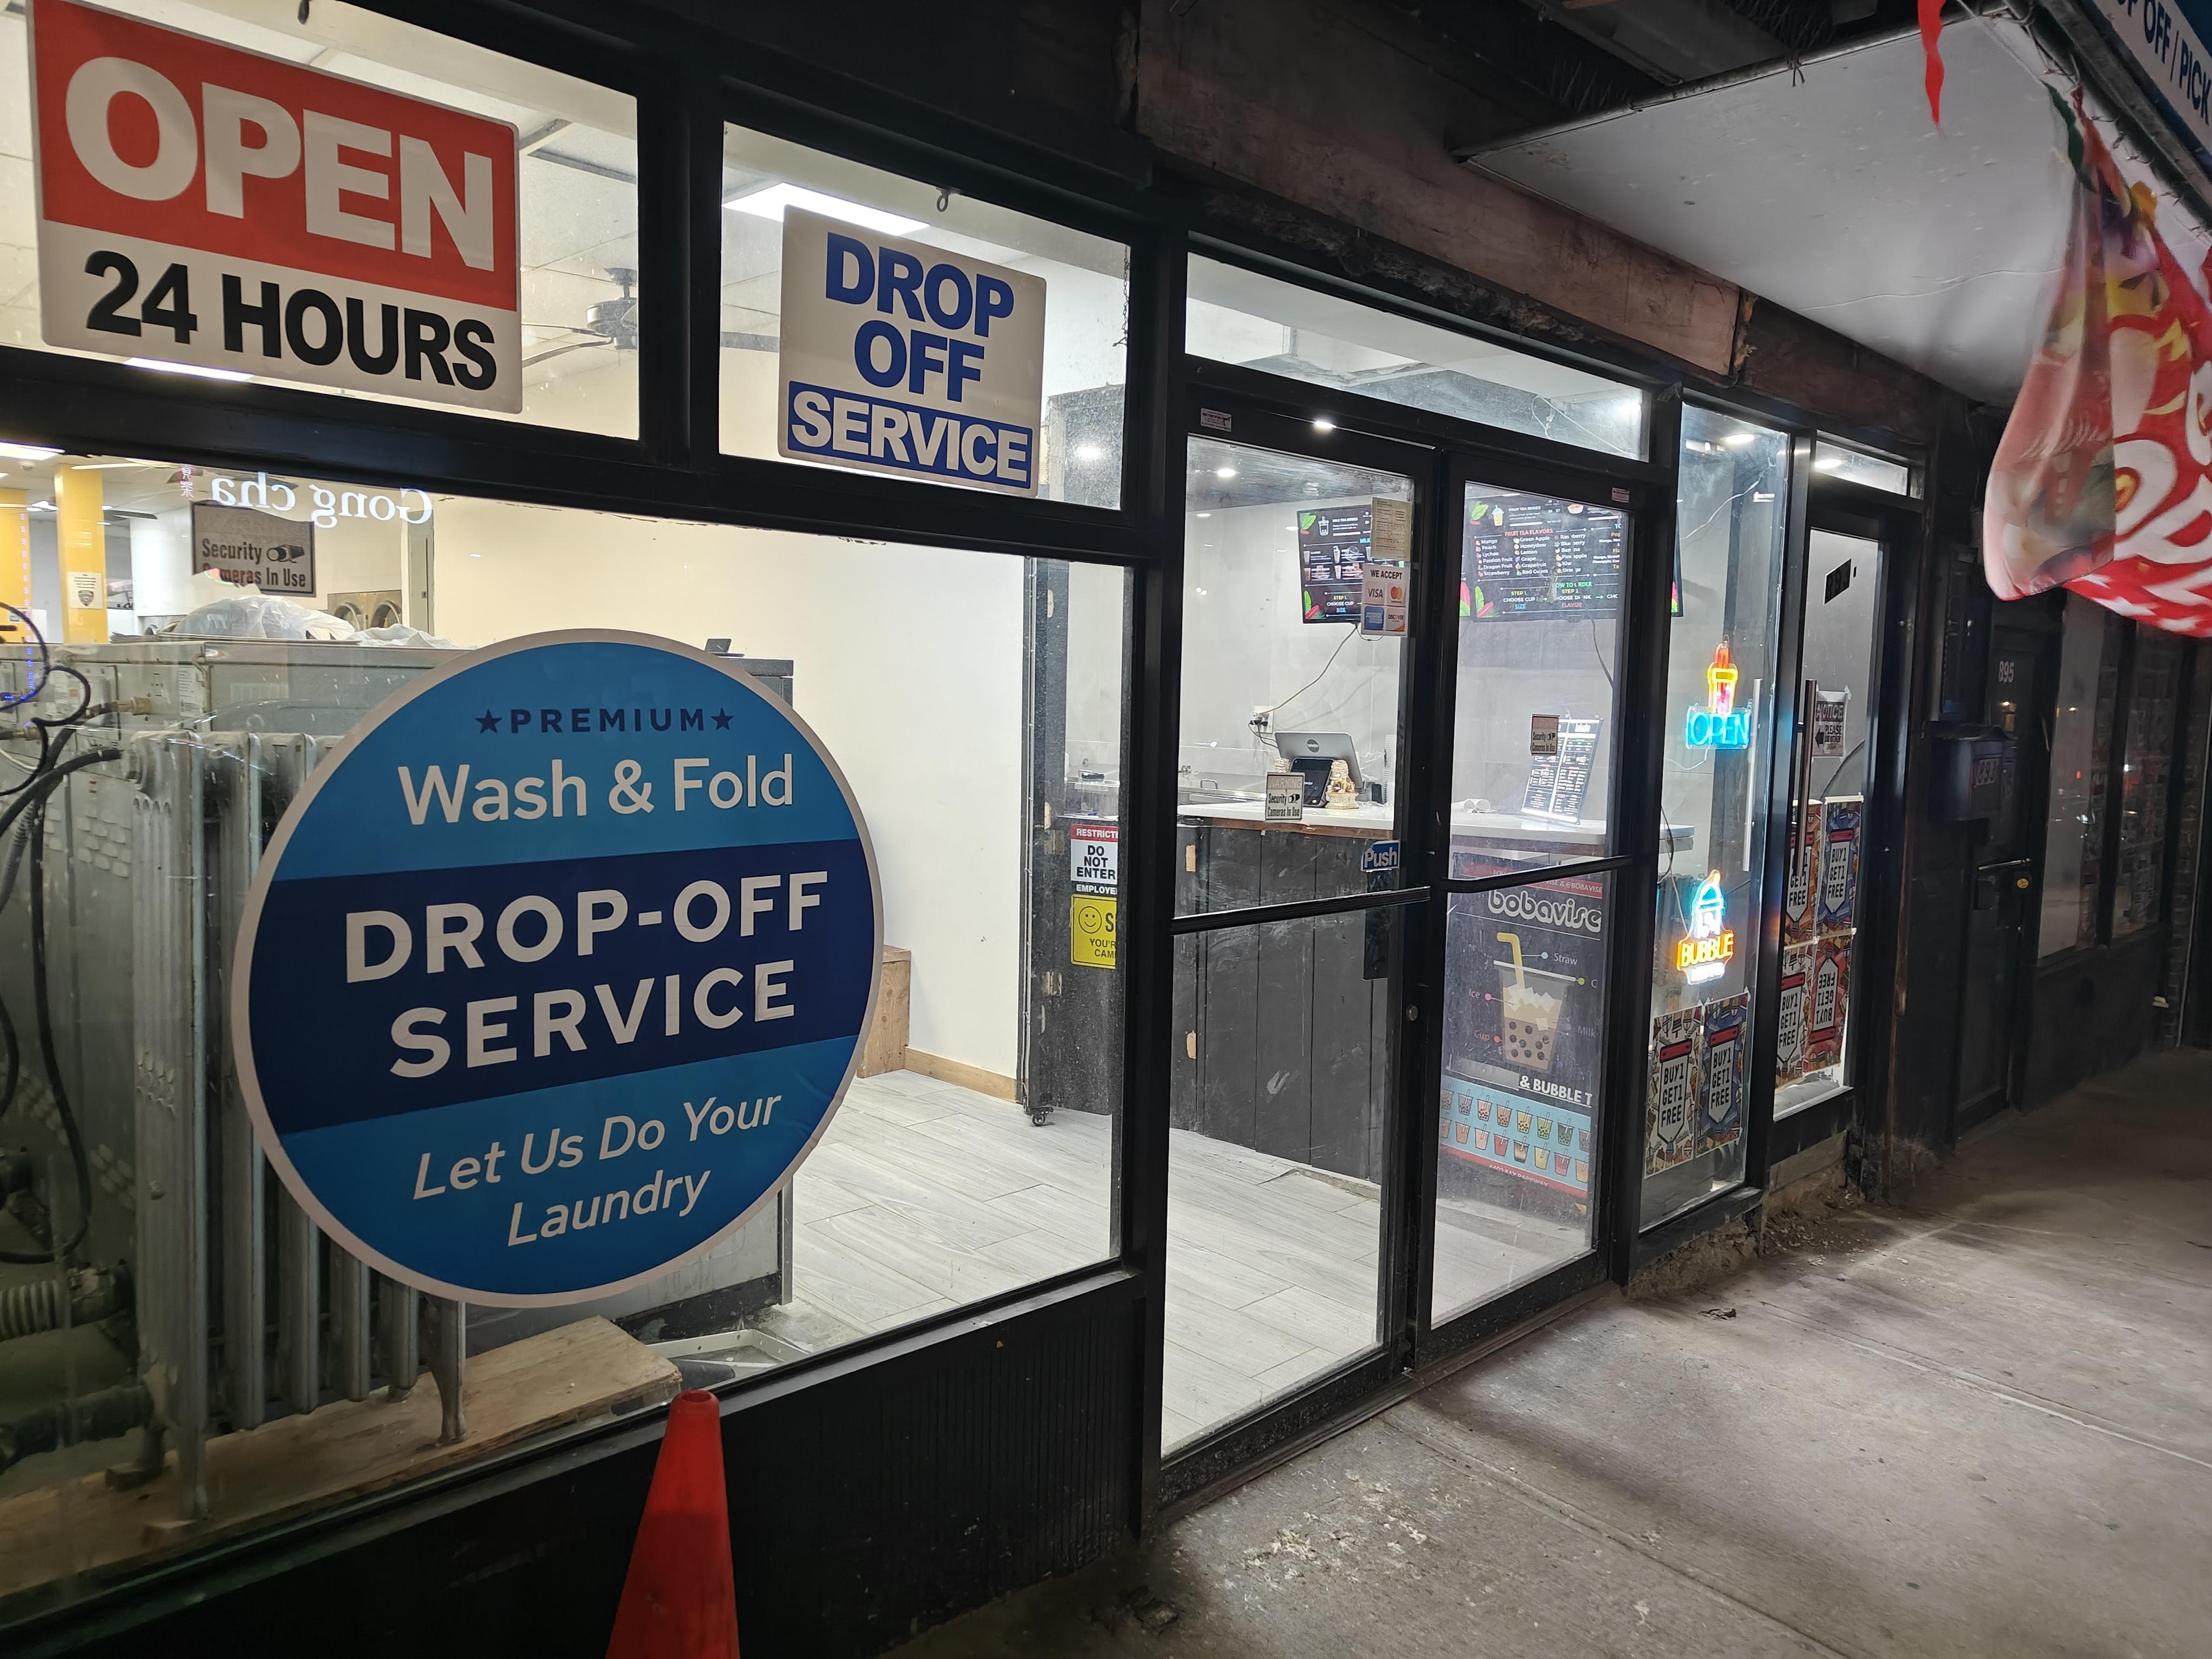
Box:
[607,1388,740,1658]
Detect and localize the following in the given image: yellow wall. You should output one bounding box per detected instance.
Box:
[0,488,26,648]
[55,467,106,645]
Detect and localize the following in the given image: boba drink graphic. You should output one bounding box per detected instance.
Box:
[1501,979,1564,1071]
[1493,926,1573,1074]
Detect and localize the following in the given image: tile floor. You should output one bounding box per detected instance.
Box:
[751,1069,1593,1449]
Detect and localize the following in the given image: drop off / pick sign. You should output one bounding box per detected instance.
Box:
[232,632,882,1305]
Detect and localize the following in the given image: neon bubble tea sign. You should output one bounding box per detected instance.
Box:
[1675,871,1735,984]
[1684,640,1751,748]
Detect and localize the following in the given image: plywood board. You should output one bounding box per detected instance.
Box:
[859,946,912,1078]
[0,1315,679,1606]
[902,1048,1016,1102]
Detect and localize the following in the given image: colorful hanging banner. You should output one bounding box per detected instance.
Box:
[1984,96,2212,637]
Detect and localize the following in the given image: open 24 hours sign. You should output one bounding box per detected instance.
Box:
[29,0,521,410]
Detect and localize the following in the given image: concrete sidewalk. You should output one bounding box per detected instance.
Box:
[889,1052,2212,1658]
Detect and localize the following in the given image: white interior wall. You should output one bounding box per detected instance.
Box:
[128,511,193,617]
[308,514,406,605]
[1063,560,1127,779]
[428,495,1026,1078]
[1449,614,1616,814]
[1179,495,1402,787]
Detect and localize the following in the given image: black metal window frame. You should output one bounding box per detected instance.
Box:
[1154,367,1675,1502]
[0,1,1947,1637]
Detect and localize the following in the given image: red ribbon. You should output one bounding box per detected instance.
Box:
[1921,0,1946,126]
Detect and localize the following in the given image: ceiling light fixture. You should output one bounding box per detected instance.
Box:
[1722,431,1757,449]
[0,443,61,463]
[1215,466,1237,480]
[725,183,923,236]
[1312,417,1336,432]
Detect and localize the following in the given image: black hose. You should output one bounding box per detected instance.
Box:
[27,787,93,1262]
[0,749,124,1264]
[0,984,17,1128]
[0,1380,152,1475]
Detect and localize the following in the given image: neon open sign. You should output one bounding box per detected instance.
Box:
[1684,640,1750,748]
[1675,871,1735,984]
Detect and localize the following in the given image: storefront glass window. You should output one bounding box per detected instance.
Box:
[1450,481,1627,871]
[0,447,1124,1607]
[720,125,1129,507]
[2113,631,2183,937]
[1640,409,1790,1229]
[1431,872,1611,1325]
[1186,258,1644,460]
[2040,595,2122,956]
[0,0,639,436]
[1176,436,1410,915]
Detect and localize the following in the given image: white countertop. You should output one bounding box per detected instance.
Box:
[1176,798,1691,849]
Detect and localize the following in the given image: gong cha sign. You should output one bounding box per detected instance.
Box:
[28,0,522,410]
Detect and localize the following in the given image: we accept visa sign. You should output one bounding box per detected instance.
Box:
[776,206,1047,495]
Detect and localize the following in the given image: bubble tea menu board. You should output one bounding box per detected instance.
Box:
[1299,503,1374,623]
[1461,490,1626,620]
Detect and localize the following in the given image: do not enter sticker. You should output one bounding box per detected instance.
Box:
[232,632,882,1304]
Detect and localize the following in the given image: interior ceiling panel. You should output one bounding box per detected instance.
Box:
[1468,16,2212,406]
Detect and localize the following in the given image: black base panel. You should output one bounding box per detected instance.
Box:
[14,1279,1140,1659]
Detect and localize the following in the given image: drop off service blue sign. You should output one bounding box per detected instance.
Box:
[233,632,882,1304]
[774,205,1047,495]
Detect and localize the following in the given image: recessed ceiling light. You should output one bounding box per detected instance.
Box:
[0,443,60,462]
[1194,511,1211,518]
[1215,466,1237,479]
[128,358,251,382]
[724,183,923,236]
[1312,417,1335,432]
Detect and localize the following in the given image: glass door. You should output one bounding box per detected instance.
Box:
[1956,623,2050,1131]
[1773,525,1885,1117]
[1640,409,1792,1229]
[1163,412,1428,1454]
[1427,467,1634,1327]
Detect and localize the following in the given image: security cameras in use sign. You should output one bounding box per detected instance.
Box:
[231,635,884,1304]
[28,0,522,411]
[777,205,1048,495]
